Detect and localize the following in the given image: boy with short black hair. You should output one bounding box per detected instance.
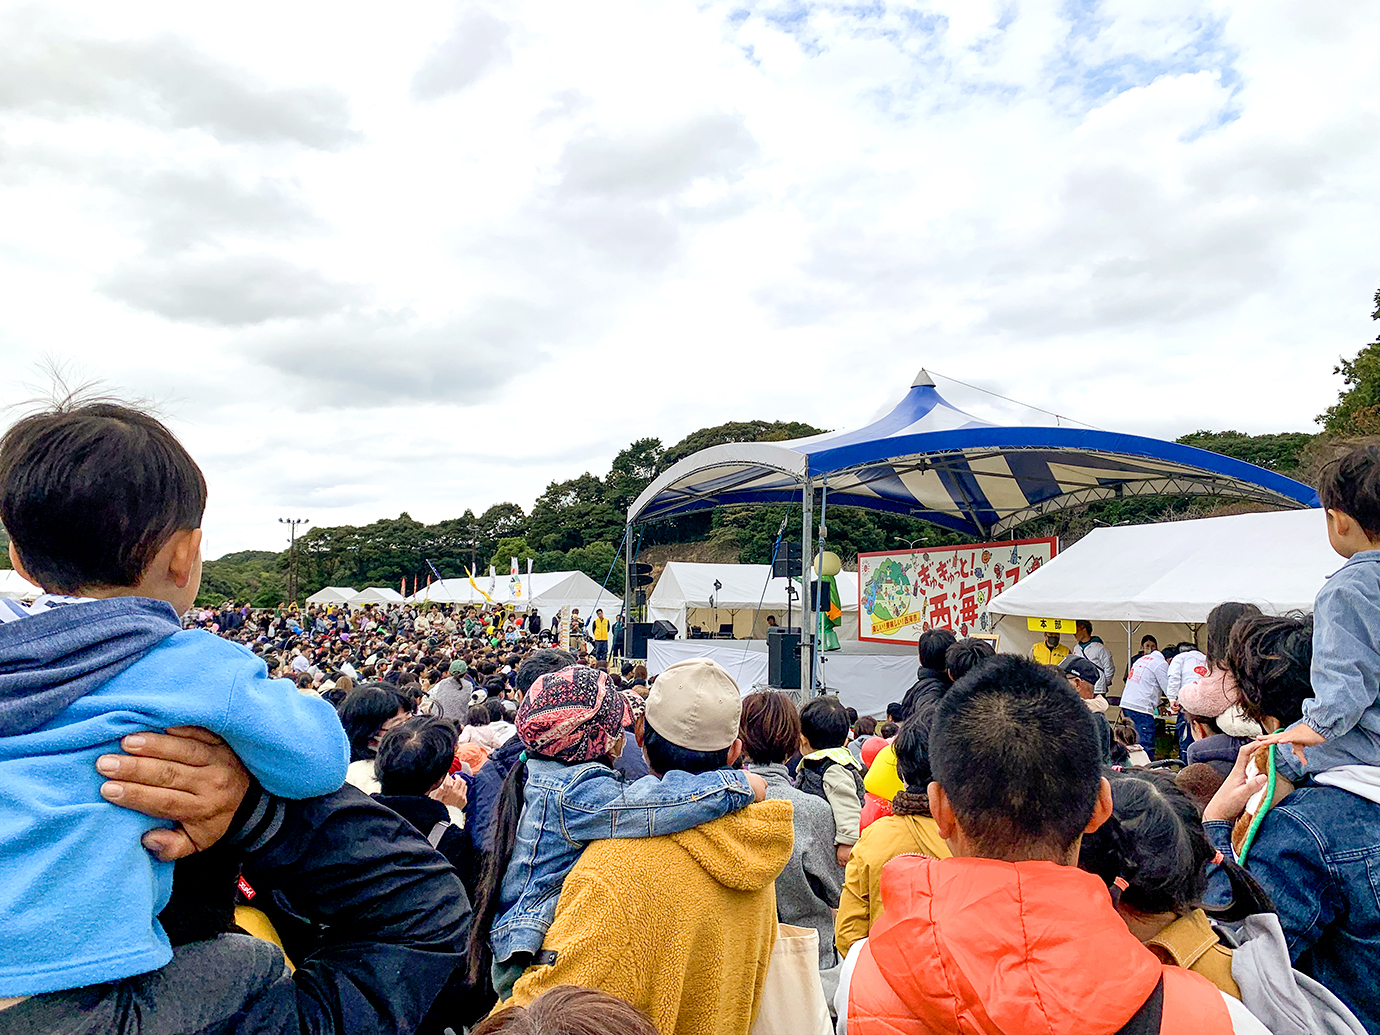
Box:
[1257,445,1380,788]
[797,695,865,865]
[0,399,349,1013]
[837,655,1264,1033]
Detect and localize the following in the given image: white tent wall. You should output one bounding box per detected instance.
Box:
[407,571,618,624]
[648,562,858,639]
[0,569,39,600]
[306,586,358,605]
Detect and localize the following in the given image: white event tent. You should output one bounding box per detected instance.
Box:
[988,508,1333,624]
[408,571,615,620]
[987,507,1334,663]
[648,561,860,639]
[305,586,358,605]
[351,587,407,606]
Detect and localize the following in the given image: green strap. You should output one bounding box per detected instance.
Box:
[1235,747,1277,867]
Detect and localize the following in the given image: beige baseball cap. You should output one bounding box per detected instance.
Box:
[644,658,743,752]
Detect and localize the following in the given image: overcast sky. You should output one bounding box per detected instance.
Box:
[1,1,1377,557]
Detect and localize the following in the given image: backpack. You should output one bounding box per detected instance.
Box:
[796,754,865,807]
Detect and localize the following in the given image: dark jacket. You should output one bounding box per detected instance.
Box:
[147,782,473,1035]
[1186,733,1252,778]
[373,793,468,871]
[900,667,949,720]
[463,735,526,865]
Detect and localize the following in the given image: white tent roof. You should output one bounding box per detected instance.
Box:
[987,507,1334,624]
[407,571,616,614]
[352,586,406,605]
[306,586,358,605]
[649,561,859,613]
[0,569,40,600]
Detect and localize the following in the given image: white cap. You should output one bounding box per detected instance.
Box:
[644,658,743,752]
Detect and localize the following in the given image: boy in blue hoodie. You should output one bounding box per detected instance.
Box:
[0,400,349,1009]
[1257,445,1380,789]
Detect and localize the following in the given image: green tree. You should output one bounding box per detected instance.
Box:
[528,474,621,552]
[661,420,825,468]
[606,437,665,513]
[1174,430,1315,472]
[1319,286,1380,435]
[490,536,533,570]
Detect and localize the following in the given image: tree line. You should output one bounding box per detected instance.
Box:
[120,285,1380,607]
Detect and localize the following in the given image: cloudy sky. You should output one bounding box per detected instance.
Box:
[1,0,1377,557]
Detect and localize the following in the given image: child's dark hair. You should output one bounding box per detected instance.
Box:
[853,715,877,739]
[1078,769,1273,922]
[931,655,1101,861]
[1111,716,1141,749]
[893,707,937,792]
[1227,614,1314,726]
[0,399,207,594]
[878,721,899,738]
[375,715,459,796]
[945,637,996,682]
[918,627,957,672]
[1319,444,1380,540]
[466,704,491,726]
[800,696,850,750]
[1204,601,1262,668]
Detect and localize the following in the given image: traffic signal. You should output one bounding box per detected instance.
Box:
[629,562,654,588]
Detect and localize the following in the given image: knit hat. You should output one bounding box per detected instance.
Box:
[516,666,635,763]
[449,659,468,676]
[1178,665,1237,718]
[644,657,742,752]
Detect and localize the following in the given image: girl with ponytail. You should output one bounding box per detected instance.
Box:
[1079,769,1273,997]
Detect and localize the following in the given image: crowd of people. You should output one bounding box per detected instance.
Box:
[0,397,1377,1035]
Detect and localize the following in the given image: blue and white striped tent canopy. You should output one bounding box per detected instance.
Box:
[628,370,1319,537]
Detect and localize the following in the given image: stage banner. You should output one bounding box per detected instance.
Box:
[857,538,1057,645]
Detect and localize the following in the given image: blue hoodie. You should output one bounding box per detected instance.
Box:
[0,597,349,996]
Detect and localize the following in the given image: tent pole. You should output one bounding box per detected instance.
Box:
[801,477,814,697]
[623,524,633,656]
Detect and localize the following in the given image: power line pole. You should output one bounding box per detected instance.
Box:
[279,517,309,605]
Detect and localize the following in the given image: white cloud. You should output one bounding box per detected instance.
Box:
[0,0,1376,554]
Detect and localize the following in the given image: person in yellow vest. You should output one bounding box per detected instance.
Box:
[1032,630,1071,666]
[592,608,611,662]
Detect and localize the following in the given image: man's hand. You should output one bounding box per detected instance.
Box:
[1203,742,1270,823]
[429,772,468,809]
[1255,722,1326,766]
[96,726,251,862]
[835,843,853,868]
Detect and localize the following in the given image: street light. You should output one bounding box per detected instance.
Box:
[894,535,929,552]
[279,518,310,605]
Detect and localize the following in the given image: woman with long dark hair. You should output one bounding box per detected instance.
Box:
[339,683,414,794]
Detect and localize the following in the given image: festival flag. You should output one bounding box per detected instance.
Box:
[510,557,522,599]
[468,566,495,603]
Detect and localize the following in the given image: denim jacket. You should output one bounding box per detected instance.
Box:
[1205,785,1380,1034]
[490,757,755,963]
[1282,550,1380,779]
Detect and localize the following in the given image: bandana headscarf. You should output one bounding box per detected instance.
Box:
[516,666,638,763]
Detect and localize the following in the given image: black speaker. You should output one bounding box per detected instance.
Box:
[767,629,801,689]
[651,620,678,640]
[772,542,802,579]
[628,622,654,659]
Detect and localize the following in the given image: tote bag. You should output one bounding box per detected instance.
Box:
[750,923,833,1035]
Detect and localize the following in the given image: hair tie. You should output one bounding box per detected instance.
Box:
[1112,876,1129,892]
[1212,851,1224,866]
[518,751,528,763]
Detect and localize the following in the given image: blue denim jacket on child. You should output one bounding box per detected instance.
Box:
[1278,550,1380,780]
[489,756,756,964]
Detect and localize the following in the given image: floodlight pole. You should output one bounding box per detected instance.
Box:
[800,477,814,696]
[279,518,309,605]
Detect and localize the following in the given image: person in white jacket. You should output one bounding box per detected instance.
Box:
[1070,621,1116,696]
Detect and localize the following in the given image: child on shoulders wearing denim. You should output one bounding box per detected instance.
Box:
[467,663,766,999]
[1257,446,1380,796]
